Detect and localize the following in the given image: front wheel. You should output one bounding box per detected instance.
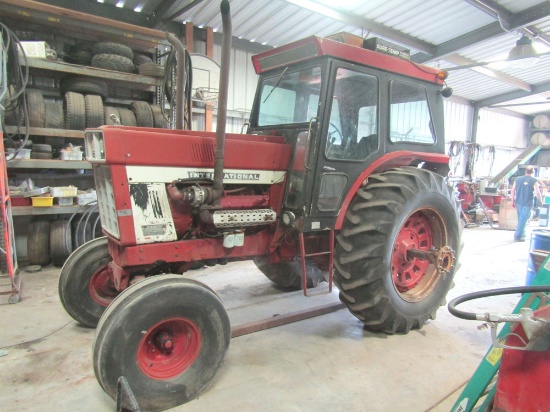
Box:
[58,237,117,327]
[334,167,462,334]
[93,275,230,411]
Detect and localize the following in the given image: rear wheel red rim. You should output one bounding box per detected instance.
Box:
[89,265,118,306]
[137,318,201,380]
[392,211,438,299]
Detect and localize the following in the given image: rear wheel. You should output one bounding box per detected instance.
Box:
[334,167,461,334]
[93,275,230,411]
[58,237,117,327]
[254,257,326,290]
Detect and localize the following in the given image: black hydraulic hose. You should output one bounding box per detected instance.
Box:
[448,286,550,320]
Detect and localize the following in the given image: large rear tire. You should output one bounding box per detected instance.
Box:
[93,275,230,411]
[254,257,326,290]
[58,237,117,327]
[334,167,461,334]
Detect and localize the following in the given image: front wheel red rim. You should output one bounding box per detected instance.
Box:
[137,318,201,380]
[89,265,118,306]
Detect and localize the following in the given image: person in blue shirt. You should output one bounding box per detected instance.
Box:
[511,166,543,242]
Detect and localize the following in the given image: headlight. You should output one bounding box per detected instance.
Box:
[84,131,106,161]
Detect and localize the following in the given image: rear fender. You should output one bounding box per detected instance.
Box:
[334,151,450,230]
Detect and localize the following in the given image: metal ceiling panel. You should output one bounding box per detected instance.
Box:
[89,0,550,115]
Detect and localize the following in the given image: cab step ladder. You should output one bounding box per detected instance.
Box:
[299,229,334,296]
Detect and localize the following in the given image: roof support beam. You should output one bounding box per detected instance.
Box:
[413,1,550,63]
[444,54,533,92]
[475,81,550,108]
[283,0,435,54]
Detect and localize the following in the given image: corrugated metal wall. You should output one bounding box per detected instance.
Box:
[476,109,527,178]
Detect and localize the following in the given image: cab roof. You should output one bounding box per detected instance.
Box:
[252,36,445,85]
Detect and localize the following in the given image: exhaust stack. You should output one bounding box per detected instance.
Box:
[212,0,232,204]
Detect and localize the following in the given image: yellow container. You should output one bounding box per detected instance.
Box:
[31,196,54,207]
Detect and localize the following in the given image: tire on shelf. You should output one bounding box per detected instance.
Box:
[27,218,51,266]
[61,77,108,100]
[138,62,165,77]
[51,219,72,267]
[64,91,86,130]
[91,53,135,74]
[334,167,462,334]
[130,101,153,127]
[66,49,93,65]
[26,89,46,128]
[150,104,168,128]
[118,108,137,126]
[133,53,153,67]
[30,152,53,159]
[85,95,105,128]
[44,136,66,150]
[92,42,134,60]
[254,257,326,290]
[31,143,52,153]
[45,101,65,129]
[58,237,116,327]
[104,106,121,125]
[93,275,230,411]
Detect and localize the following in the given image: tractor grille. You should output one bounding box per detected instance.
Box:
[94,165,120,239]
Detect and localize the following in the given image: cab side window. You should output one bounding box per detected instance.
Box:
[389,81,435,144]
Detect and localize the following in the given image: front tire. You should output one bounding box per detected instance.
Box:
[58,237,117,327]
[93,275,230,411]
[334,167,461,334]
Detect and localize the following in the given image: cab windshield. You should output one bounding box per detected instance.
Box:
[257,65,322,126]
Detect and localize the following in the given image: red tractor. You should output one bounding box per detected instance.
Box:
[58,2,460,409]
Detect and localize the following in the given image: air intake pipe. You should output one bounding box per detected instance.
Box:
[165,32,186,130]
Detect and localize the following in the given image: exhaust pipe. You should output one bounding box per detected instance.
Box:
[166,32,186,130]
[212,0,232,204]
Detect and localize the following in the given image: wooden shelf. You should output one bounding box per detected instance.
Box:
[12,204,95,216]
[21,57,162,92]
[4,126,84,138]
[0,0,169,52]
[7,159,91,170]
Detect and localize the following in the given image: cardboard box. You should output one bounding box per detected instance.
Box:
[19,41,49,59]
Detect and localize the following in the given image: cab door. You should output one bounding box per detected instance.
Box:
[309,64,381,220]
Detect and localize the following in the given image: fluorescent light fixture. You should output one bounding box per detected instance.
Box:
[116,1,125,8]
[134,5,143,12]
[97,0,105,3]
[507,36,539,68]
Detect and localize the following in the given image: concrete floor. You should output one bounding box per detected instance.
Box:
[0,221,541,411]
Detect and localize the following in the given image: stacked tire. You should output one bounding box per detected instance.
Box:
[4,88,46,128]
[128,101,168,128]
[27,214,102,268]
[91,42,135,74]
[61,77,108,129]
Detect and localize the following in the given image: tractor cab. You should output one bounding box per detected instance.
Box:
[248,35,449,231]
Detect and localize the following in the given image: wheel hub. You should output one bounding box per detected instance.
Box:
[138,318,201,380]
[89,265,119,306]
[392,213,432,291]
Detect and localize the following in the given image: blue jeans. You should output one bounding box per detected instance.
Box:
[515,205,531,240]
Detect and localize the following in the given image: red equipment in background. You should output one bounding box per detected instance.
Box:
[0,135,20,303]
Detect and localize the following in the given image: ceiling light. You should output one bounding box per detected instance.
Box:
[116,1,125,8]
[134,5,143,12]
[507,36,540,68]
